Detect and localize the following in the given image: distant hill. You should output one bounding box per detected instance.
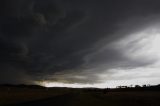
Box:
[0,84,45,89]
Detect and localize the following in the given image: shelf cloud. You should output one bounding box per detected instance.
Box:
[0,0,160,87]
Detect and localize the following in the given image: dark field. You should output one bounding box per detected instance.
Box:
[0,86,160,106]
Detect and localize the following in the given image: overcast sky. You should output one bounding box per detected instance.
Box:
[0,0,160,88]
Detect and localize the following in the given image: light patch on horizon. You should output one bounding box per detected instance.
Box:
[40,66,160,88]
[40,24,160,88]
[101,24,160,88]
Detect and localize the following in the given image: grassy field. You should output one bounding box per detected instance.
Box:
[0,86,69,105]
[0,86,160,106]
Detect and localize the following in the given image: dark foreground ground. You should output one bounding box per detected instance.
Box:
[0,85,160,106]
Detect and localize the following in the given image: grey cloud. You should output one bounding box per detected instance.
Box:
[1,0,160,85]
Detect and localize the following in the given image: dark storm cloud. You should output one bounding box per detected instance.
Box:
[0,0,160,84]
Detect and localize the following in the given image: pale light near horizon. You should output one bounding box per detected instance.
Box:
[39,25,160,88]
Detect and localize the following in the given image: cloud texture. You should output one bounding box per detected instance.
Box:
[0,0,160,87]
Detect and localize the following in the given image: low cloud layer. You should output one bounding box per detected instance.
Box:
[0,0,160,87]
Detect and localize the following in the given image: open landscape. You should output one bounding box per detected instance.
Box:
[0,85,160,106]
[1,0,160,106]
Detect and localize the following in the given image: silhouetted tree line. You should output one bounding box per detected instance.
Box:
[1,84,160,93]
[82,84,160,93]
